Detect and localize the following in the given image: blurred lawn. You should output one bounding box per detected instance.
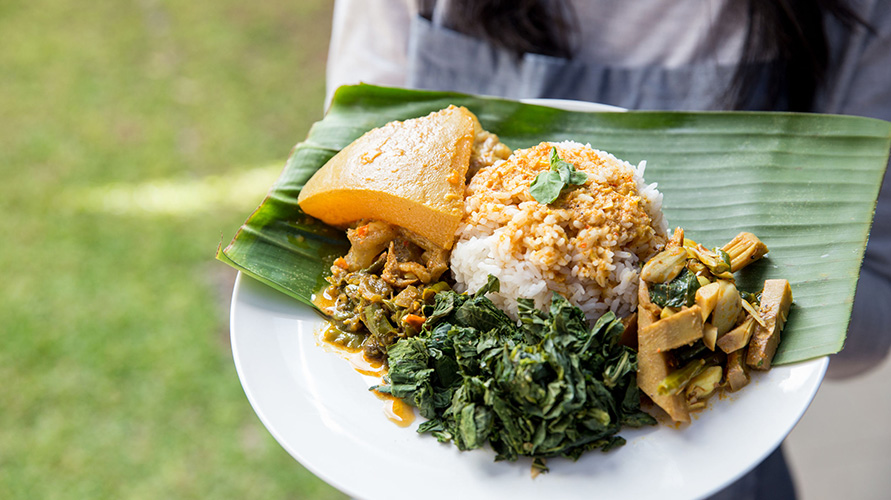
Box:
[0,0,347,498]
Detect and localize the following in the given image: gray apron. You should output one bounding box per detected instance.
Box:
[404,13,798,500]
[405,14,776,111]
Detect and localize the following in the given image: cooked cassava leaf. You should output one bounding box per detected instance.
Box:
[375,277,655,462]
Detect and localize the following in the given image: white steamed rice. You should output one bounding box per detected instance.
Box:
[450,140,668,322]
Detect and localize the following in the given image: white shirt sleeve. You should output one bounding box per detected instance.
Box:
[325,0,416,108]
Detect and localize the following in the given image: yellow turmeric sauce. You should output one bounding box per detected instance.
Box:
[313,318,416,428]
[371,388,416,428]
[311,285,338,316]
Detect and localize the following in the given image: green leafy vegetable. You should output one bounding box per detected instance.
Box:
[529,147,589,204]
[650,268,701,308]
[375,277,655,462]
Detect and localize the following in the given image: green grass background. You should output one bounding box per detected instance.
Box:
[0,0,347,497]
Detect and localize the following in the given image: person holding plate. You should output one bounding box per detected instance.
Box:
[324,1,891,498]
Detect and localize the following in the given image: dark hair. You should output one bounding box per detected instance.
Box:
[418,0,577,59]
[728,0,867,111]
[420,0,867,111]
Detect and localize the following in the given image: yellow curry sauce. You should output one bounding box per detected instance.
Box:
[311,299,416,428]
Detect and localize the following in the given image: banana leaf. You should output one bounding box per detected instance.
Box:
[218,84,891,365]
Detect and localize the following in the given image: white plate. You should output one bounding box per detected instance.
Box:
[231,272,826,500]
[230,98,827,499]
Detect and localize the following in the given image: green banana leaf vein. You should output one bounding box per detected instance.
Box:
[218,84,891,366]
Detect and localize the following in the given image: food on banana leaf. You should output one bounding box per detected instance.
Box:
[747,279,794,370]
[305,107,510,359]
[297,105,509,250]
[313,219,455,360]
[449,140,667,324]
[637,280,691,423]
[303,106,676,467]
[637,228,793,422]
[299,104,792,465]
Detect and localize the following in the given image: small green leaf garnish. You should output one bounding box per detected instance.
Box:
[529,171,564,204]
[529,147,588,204]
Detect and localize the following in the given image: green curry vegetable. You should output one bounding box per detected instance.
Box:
[649,268,701,308]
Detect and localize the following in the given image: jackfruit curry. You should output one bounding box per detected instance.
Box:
[637,228,792,422]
